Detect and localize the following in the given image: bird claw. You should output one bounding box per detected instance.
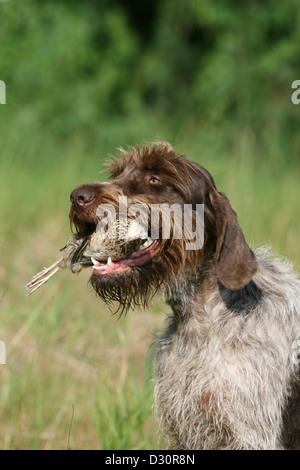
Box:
[25,258,63,296]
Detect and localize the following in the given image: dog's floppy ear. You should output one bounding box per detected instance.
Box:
[209,190,257,290]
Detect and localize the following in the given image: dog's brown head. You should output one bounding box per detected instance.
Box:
[69,142,257,312]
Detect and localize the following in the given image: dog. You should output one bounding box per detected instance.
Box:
[69,142,300,450]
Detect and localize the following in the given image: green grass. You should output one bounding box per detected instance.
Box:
[1,118,300,449]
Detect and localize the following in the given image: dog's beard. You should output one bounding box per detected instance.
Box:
[89,239,201,315]
[90,260,167,314]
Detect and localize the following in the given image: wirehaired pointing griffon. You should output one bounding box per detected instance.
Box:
[28,142,300,449]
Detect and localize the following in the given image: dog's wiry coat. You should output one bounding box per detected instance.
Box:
[154,249,300,449]
[68,143,300,450]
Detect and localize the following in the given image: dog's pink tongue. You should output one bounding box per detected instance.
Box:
[93,262,130,276]
[92,241,161,277]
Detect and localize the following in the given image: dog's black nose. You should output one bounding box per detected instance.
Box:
[70,187,95,206]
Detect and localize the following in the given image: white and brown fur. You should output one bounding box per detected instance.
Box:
[69,143,300,450]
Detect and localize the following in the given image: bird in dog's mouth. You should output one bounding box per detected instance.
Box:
[25,216,162,296]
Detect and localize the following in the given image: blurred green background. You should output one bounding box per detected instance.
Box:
[0,0,299,449]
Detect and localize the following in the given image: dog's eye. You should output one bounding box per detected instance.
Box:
[149,177,162,185]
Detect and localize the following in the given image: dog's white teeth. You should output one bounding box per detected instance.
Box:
[143,238,153,247]
[139,238,153,250]
[92,256,113,265]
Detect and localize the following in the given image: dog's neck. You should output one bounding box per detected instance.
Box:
[165,278,197,321]
[164,263,212,322]
[164,259,262,323]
